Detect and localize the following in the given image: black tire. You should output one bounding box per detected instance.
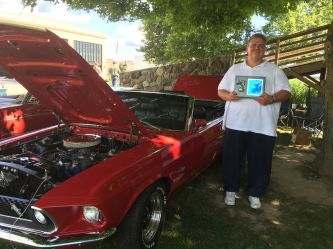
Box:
[112,182,167,249]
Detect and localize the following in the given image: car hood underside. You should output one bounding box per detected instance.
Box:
[0,23,150,137]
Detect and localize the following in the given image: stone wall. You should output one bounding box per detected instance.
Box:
[120,56,232,90]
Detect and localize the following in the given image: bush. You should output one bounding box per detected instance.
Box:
[290,79,318,107]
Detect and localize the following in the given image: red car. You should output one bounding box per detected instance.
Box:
[0,23,224,249]
[0,92,58,140]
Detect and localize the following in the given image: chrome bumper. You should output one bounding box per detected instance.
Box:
[0,227,116,248]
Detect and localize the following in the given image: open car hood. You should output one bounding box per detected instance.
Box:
[173,75,223,101]
[0,23,151,137]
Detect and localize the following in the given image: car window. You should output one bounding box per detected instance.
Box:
[193,100,225,122]
[118,91,189,130]
[0,75,41,106]
[0,77,27,97]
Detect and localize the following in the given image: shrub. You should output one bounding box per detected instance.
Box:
[290,79,318,107]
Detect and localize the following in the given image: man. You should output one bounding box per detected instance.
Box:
[109,61,120,87]
[217,34,291,209]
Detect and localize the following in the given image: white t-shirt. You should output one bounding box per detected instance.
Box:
[218,60,291,137]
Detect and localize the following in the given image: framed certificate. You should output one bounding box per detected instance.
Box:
[234,76,266,98]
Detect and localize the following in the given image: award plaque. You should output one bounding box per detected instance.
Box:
[234,76,266,98]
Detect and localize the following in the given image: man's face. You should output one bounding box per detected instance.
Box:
[247,37,266,61]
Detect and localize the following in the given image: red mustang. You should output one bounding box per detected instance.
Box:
[0,23,224,249]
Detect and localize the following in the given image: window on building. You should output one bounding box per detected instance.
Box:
[74,41,103,67]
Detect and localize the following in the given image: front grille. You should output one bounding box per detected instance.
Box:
[0,195,34,219]
[0,195,56,234]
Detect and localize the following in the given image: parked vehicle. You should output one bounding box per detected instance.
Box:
[0,92,58,140]
[0,23,225,249]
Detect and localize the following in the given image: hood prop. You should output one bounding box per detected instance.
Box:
[129,120,141,144]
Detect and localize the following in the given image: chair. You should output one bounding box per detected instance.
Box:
[278,99,292,127]
[292,96,325,135]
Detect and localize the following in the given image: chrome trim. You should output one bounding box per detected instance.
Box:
[0,227,116,248]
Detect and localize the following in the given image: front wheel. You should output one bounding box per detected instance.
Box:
[112,182,167,249]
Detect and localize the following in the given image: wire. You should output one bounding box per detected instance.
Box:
[9,174,49,248]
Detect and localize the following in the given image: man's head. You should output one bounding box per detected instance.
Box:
[246,33,267,64]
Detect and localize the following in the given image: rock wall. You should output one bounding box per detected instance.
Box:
[120,56,232,90]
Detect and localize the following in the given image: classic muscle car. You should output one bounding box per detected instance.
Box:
[0,23,225,249]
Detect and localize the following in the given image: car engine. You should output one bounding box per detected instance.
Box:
[0,133,133,200]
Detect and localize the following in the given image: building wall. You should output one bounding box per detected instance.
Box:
[120,56,232,90]
[0,11,108,78]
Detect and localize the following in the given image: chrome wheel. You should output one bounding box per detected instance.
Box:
[113,183,166,249]
[142,188,165,244]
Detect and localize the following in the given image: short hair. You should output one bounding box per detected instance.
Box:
[248,33,267,44]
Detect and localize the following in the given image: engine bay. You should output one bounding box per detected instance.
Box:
[0,131,135,200]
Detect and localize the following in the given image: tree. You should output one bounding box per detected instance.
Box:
[21,1,333,177]
[22,0,309,63]
[262,0,332,37]
[140,16,250,64]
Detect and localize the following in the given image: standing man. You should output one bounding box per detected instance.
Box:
[217,34,291,209]
[109,61,120,87]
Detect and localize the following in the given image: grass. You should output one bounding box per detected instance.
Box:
[1,130,330,249]
[155,164,333,249]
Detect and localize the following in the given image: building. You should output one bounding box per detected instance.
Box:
[0,11,108,78]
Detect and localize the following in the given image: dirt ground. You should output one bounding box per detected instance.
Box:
[272,146,333,206]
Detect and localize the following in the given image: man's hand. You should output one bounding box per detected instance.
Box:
[218,90,240,101]
[256,93,273,105]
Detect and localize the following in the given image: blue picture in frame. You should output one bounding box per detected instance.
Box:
[247,78,264,96]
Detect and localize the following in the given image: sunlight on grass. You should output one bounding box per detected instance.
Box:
[162,230,180,238]
[207,182,219,190]
[183,238,195,247]
[277,127,293,134]
[272,220,281,225]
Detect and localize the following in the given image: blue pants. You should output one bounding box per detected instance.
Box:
[222,128,276,197]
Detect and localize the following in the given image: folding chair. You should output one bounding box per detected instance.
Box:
[278,99,292,127]
[293,96,325,135]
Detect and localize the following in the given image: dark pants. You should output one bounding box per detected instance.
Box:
[112,75,118,87]
[222,128,276,197]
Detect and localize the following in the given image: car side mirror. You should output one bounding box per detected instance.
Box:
[194,119,207,128]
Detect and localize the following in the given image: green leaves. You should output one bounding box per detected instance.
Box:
[263,0,332,37]
[21,0,332,63]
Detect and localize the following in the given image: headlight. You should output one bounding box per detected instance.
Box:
[83,206,102,224]
[34,210,47,224]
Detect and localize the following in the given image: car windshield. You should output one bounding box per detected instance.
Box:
[117,91,190,130]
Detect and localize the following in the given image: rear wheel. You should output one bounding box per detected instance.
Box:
[112,182,167,249]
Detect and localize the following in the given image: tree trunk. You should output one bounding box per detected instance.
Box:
[320,21,333,176]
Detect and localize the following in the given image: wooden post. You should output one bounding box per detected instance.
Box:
[320,21,333,177]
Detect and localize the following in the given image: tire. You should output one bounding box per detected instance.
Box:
[112,182,167,249]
